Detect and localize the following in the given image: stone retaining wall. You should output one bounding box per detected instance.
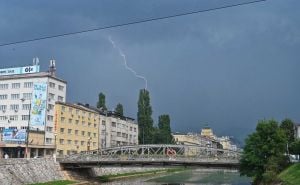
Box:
[90,166,167,176]
[0,158,64,185]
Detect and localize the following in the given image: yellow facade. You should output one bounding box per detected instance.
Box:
[55,102,100,156]
[200,126,214,138]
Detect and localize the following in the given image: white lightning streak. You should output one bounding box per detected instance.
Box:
[108,36,148,89]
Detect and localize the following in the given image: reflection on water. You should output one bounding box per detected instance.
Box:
[101,168,251,185]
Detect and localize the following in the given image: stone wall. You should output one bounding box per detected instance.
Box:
[90,166,167,176]
[0,158,64,185]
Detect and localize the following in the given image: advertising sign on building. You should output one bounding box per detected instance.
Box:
[0,65,40,76]
[30,83,48,131]
[2,129,27,142]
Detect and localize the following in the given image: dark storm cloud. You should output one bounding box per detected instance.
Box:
[0,0,299,142]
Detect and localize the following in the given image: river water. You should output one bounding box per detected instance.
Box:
[101,169,251,185]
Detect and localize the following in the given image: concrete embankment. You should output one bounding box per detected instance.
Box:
[0,158,64,185]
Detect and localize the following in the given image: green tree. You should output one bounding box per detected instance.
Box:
[240,119,287,184]
[115,103,124,116]
[156,114,173,144]
[137,89,154,144]
[290,139,300,156]
[97,92,107,110]
[280,118,295,144]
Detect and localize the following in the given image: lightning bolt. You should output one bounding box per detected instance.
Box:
[108,36,148,90]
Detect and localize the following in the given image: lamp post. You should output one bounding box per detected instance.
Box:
[21,98,31,158]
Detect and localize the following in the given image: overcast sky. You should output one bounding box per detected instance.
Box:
[0,0,299,142]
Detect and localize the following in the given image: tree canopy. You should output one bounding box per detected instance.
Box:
[154,114,173,144]
[115,103,124,116]
[97,92,107,111]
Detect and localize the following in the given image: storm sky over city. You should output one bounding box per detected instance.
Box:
[0,0,299,142]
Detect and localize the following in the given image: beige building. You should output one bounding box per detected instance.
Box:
[200,126,215,139]
[54,102,100,156]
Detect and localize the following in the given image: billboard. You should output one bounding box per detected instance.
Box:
[30,83,48,131]
[0,65,40,76]
[3,129,27,142]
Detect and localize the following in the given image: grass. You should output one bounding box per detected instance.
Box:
[279,163,300,185]
[29,180,76,185]
[97,168,186,182]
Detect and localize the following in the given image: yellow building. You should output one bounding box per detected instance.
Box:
[200,125,215,139]
[54,102,100,156]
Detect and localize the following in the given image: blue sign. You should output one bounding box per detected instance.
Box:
[30,83,48,131]
[3,129,26,142]
[0,65,40,76]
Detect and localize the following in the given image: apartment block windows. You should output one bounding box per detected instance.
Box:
[10,104,19,111]
[0,84,8,90]
[0,105,7,111]
[9,115,18,121]
[0,94,7,100]
[58,85,64,91]
[23,93,32,100]
[24,82,33,88]
[11,94,20,100]
[58,96,64,102]
[60,128,65,133]
[49,82,55,88]
[0,116,7,121]
[112,122,116,127]
[22,115,29,120]
[22,104,30,110]
[47,115,54,121]
[49,93,55,100]
[48,104,54,111]
[11,83,20,89]
[68,129,72,134]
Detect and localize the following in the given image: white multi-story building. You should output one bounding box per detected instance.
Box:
[99,111,138,148]
[0,61,67,158]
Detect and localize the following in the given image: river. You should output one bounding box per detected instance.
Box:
[100,168,251,185]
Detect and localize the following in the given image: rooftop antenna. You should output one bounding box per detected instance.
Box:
[49,59,56,76]
[32,57,39,66]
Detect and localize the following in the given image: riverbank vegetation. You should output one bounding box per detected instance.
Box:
[97,168,185,182]
[30,180,76,185]
[240,119,300,184]
[279,163,300,185]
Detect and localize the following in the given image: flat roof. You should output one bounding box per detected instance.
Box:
[0,72,67,84]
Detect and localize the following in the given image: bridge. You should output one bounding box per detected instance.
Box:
[60,144,241,169]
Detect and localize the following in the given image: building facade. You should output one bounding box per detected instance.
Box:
[54,102,99,156]
[0,62,67,158]
[99,111,138,148]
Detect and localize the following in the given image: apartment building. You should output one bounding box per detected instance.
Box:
[0,61,67,158]
[99,111,138,148]
[54,102,99,156]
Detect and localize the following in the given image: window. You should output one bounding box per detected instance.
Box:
[88,122,91,127]
[130,127,132,131]
[12,83,20,89]
[117,132,121,137]
[46,127,53,132]
[67,140,72,145]
[94,124,97,128]
[22,104,30,110]
[60,128,65,133]
[112,122,116,127]
[11,94,20,100]
[75,130,78,135]
[68,129,72,134]
[49,93,55,100]
[61,106,65,112]
[0,94,7,100]
[0,84,8,90]
[46,138,52,144]
[21,126,28,130]
[75,140,78,145]
[24,82,33,88]
[23,93,32,100]
[9,115,18,121]
[68,119,72,124]
[48,104,54,110]
[75,120,79,125]
[61,117,65,122]
[88,132,91,137]
[58,85,64,91]
[22,115,29,120]
[10,104,19,110]
[59,139,64,144]
[76,110,80,114]
[93,133,96,138]
[81,141,85,145]
[58,96,64,102]
[47,115,53,121]
[0,116,7,121]
[0,105,7,111]
[81,131,85,136]
[134,128,137,132]
[49,82,55,88]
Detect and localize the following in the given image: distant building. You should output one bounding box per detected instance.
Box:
[200,125,215,139]
[295,124,300,139]
[0,60,66,158]
[172,132,219,148]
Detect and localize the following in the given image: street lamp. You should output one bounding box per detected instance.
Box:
[21,98,31,158]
